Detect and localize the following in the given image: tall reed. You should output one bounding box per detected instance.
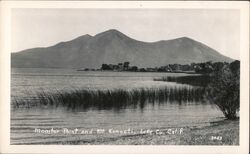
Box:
[12,86,206,110]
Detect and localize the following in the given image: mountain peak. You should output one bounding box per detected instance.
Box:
[105,29,120,33]
[93,29,132,42]
[95,29,126,37]
[103,29,122,34]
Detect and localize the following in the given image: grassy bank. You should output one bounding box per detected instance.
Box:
[154,75,211,87]
[13,86,206,110]
[26,119,238,145]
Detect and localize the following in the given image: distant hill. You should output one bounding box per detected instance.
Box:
[11,29,233,68]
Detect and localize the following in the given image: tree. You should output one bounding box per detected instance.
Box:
[194,61,214,74]
[101,64,111,70]
[123,62,130,70]
[129,66,138,72]
[206,60,240,119]
[124,62,130,67]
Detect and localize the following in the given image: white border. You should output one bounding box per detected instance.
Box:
[0,1,249,154]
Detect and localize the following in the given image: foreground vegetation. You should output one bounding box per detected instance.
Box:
[13,86,206,110]
[206,60,240,119]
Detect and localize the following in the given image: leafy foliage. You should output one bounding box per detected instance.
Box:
[206,60,240,119]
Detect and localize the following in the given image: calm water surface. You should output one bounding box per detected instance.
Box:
[11,68,224,144]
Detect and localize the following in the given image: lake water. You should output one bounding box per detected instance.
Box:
[11,68,224,144]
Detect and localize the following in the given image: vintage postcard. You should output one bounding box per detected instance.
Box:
[0,1,249,154]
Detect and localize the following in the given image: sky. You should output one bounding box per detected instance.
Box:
[12,9,240,59]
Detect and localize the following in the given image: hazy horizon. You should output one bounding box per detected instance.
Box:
[12,9,240,60]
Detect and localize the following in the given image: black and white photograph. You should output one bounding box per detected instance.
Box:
[0,1,249,154]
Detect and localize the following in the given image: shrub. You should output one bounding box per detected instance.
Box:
[206,60,240,120]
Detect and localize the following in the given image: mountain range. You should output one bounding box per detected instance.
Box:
[11,29,233,68]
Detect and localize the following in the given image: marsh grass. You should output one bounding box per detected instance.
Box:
[12,86,206,110]
[154,75,211,87]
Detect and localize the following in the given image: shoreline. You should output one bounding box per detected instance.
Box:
[12,119,239,145]
[77,70,199,74]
